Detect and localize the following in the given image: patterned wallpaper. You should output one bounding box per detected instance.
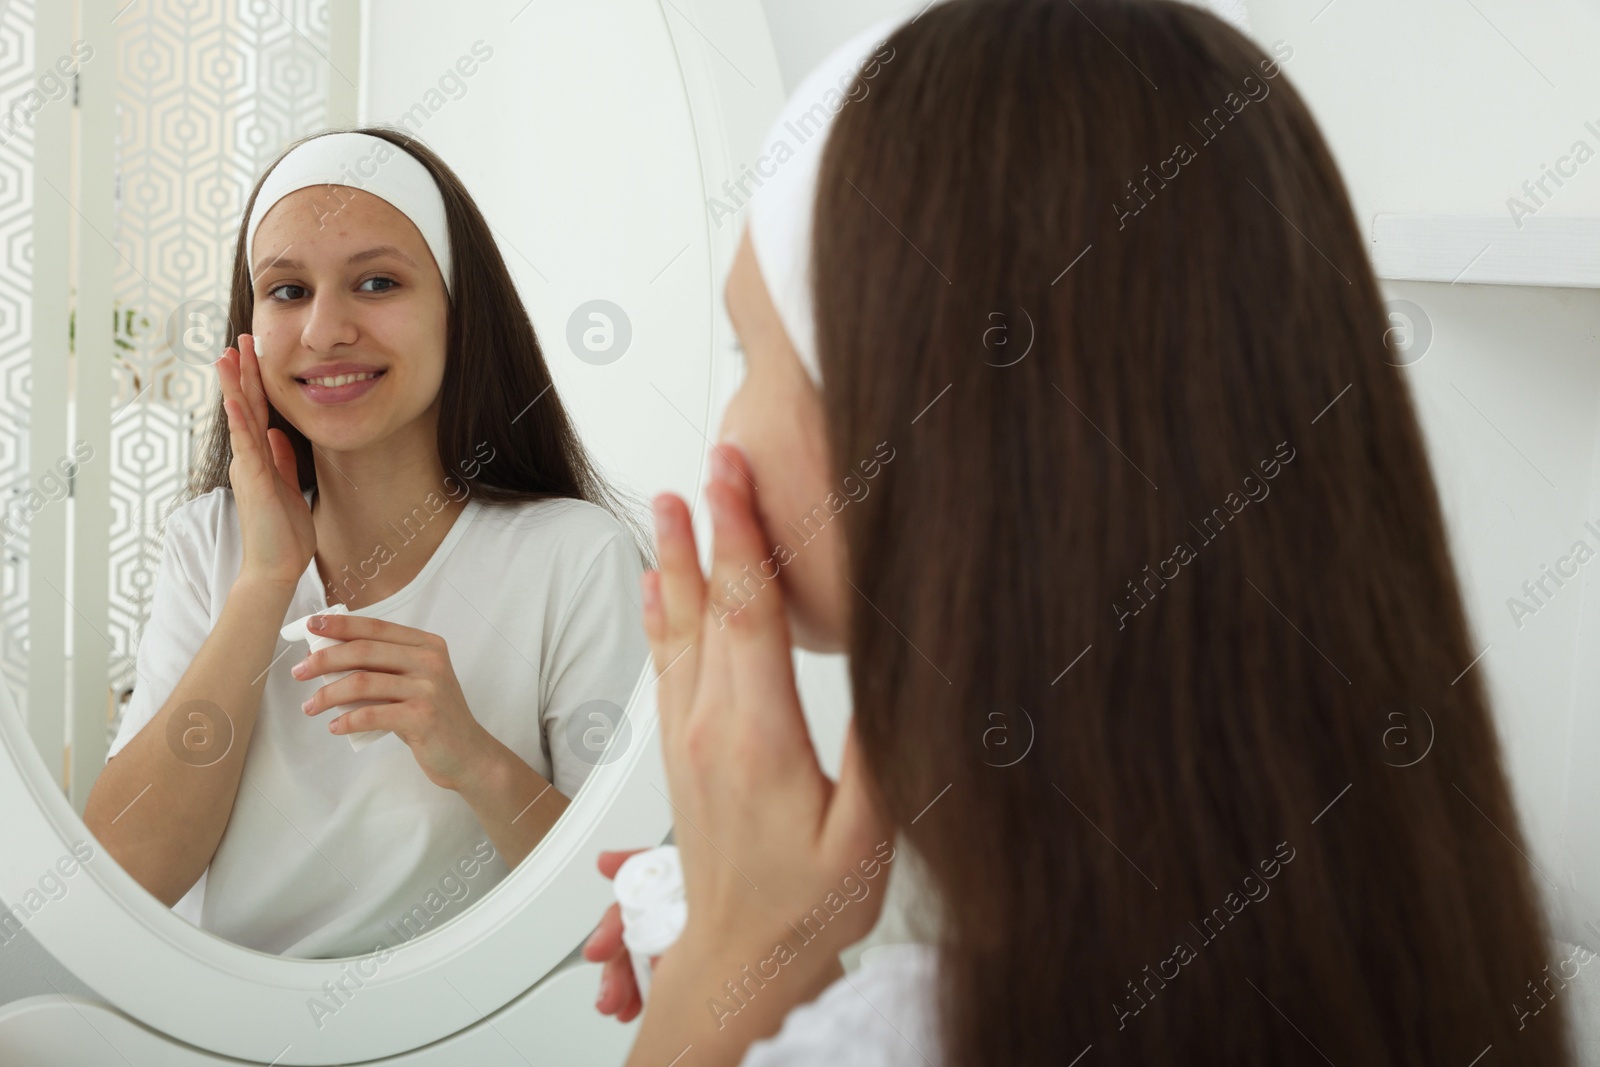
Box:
[0,0,337,750]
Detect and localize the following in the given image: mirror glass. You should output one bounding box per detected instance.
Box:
[1,0,710,961]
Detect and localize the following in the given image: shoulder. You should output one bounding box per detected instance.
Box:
[141,487,240,611]
[741,944,942,1067]
[470,496,642,567]
[158,486,238,554]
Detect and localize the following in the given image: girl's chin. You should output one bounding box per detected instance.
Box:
[291,422,388,455]
[285,403,394,435]
[786,600,845,655]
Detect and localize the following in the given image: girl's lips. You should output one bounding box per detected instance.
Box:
[297,369,385,405]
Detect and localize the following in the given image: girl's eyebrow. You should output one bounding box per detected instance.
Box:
[252,244,416,279]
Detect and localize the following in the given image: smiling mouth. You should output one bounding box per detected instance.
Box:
[296,371,385,387]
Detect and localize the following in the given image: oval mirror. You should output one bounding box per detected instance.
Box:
[0,0,779,1061]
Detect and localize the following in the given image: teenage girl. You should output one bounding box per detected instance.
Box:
[585,2,1575,1064]
[85,128,651,959]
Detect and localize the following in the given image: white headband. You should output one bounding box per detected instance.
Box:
[745,0,1251,387]
[746,16,904,387]
[245,131,454,298]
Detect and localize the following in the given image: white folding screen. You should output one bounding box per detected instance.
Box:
[2,0,355,810]
[0,0,34,755]
[1,0,74,790]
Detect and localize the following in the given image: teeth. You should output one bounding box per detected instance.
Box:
[304,372,379,387]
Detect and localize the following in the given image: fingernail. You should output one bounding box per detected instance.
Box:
[597,973,610,1007]
[310,614,326,631]
[291,659,308,678]
[302,698,313,714]
[652,494,672,529]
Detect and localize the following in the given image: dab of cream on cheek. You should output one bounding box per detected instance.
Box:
[279,602,391,752]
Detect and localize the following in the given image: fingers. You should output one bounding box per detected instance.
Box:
[292,638,414,681]
[308,612,433,647]
[647,492,704,725]
[596,949,638,1017]
[705,442,790,649]
[228,342,264,439]
[219,347,274,487]
[240,333,270,431]
[582,901,624,961]
[615,975,643,1023]
[584,852,653,1019]
[596,847,652,880]
[704,444,808,759]
[302,670,410,717]
[326,699,402,737]
[266,428,301,493]
[217,351,257,443]
[222,397,270,485]
[584,850,649,964]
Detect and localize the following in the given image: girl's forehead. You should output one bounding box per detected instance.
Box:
[255,185,420,249]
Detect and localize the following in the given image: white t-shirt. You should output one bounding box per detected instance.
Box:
[105,485,649,958]
[740,944,942,1067]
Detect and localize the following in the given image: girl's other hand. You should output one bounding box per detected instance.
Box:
[219,332,314,587]
[582,847,650,1023]
[294,613,503,793]
[642,444,893,996]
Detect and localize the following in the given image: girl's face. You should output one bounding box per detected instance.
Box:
[249,186,450,453]
[717,227,849,653]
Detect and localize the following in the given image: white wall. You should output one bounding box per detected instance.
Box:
[1387,279,1600,935]
[759,0,921,91]
[359,0,717,530]
[1251,0,1600,221]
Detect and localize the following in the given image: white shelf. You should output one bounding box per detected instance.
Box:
[1370,214,1600,289]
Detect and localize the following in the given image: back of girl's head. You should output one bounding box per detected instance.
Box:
[814,1,1569,1062]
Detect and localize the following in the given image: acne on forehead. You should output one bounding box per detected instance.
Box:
[256,185,362,235]
[254,186,426,256]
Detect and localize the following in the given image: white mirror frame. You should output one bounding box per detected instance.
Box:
[0,0,783,1062]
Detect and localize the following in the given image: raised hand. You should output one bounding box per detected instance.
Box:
[612,445,895,1063]
[646,445,891,967]
[218,332,315,588]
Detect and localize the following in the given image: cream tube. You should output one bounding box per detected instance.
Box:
[280,603,389,752]
[614,845,687,1003]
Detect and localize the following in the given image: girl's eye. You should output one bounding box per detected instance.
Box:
[267,283,306,302]
[359,276,398,293]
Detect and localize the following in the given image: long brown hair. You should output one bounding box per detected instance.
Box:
[193,125,651,563]
[814,1,1569,1063]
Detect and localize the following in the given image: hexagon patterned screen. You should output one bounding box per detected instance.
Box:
[106,0,335,747]
[0,1,37,728]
